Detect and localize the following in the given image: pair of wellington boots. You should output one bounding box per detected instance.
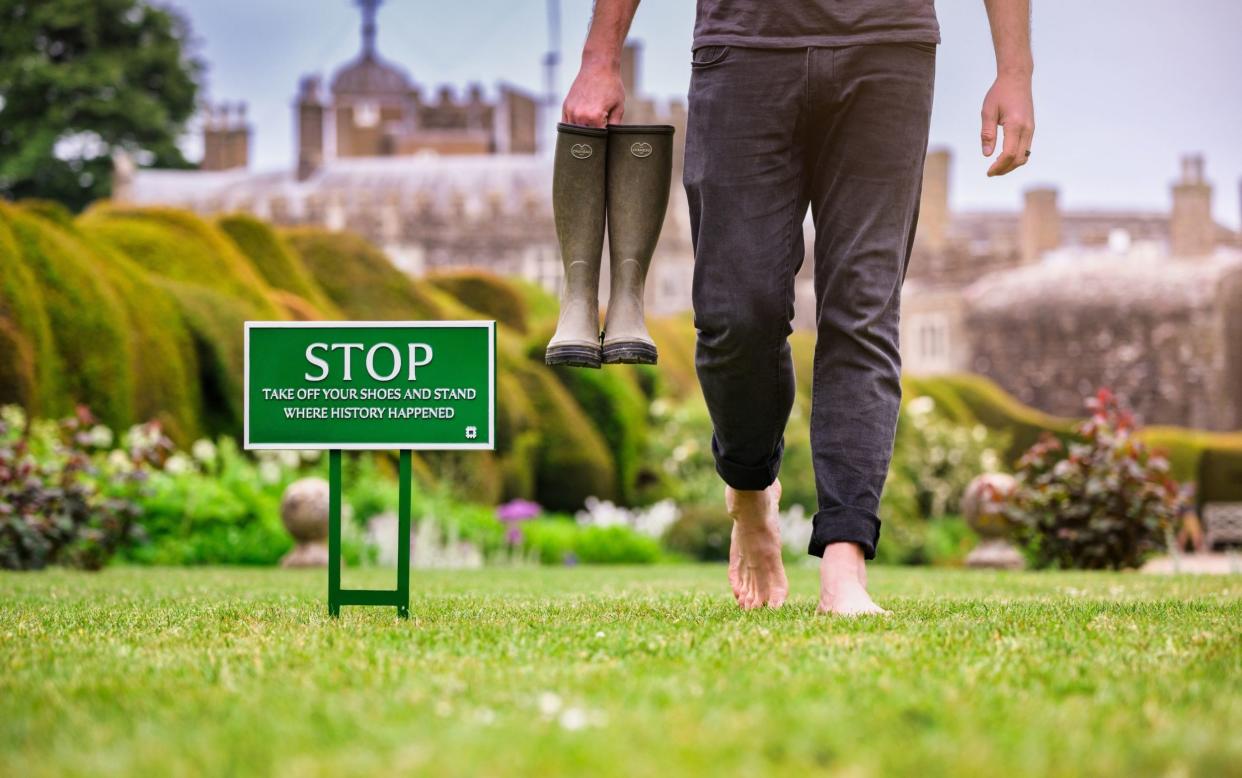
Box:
[545,122,674,368]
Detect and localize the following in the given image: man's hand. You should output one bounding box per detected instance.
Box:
[981,0,1034,177]
[561,0,639,128]
[980,73,1034,177]
[562,60,626,128]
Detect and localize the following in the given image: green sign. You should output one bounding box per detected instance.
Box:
[244,321,495,450]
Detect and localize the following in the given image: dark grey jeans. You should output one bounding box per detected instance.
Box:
[684,43,936,559]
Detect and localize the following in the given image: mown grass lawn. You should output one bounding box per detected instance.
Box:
[1,564,1239,777]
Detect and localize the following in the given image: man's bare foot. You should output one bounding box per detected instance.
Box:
[725,480,788,610]
[818,542,889,616]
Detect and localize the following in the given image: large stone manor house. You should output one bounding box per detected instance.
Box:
[116,1,693,316]
[897,152,1242,430]
[117,1,1242,431]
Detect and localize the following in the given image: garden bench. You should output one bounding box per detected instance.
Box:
[1201,502,1242,550]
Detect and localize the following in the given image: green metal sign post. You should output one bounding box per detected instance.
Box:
[244,321,496,618]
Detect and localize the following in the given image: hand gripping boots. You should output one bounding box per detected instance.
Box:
[545,123,674,368]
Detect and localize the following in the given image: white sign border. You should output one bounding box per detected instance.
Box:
[243,320,497,451]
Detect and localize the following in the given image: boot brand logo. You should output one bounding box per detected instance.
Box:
[570,144,593,159]
[630,142,653,158]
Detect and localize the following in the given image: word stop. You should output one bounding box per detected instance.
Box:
[303,342,434,382]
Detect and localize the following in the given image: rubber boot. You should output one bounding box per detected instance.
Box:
[546,123,608,368]
[601,125,674,364]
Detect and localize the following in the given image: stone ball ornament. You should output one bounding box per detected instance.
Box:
[280,477,331,567]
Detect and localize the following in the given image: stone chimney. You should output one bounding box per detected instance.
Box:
[297,76,325,181]
[1170,154,1214,258]
[1020,187,1061,264]
[916,147,951,253]
[620,41,640,97]
[202,101,250,171]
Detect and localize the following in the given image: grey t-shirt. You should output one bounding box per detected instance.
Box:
[693,1,940,49]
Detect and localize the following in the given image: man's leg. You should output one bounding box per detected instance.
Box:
[684,46,808,609]
[804,43,936,614]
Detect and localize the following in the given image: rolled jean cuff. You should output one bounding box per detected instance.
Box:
[808,507,881,560]
[711,434,782,491]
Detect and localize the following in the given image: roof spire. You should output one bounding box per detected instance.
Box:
[357,0,381,58]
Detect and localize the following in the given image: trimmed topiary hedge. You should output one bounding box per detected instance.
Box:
[546,364,651,505]
[912,373,1075,466]
[90,241,203,444]
[0,205,60,414]
[217,214,340,318]
[428,271,529,333]
[514,364,617,512]
[7,207,135,428]
[80,206,283,319]
[283,227,443,320]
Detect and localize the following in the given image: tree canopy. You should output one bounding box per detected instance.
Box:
[0,0,202,211]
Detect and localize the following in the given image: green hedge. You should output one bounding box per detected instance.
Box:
[911,373,1075,465]
[911,373,1242,504]
[81,206,282,319]
[7,208,135,428]
[283,228,443,320]
[428,270,528,332]
[515,364,617,511]
[91,241,203,443]
[217,214,339,317]
[544,363,651,505]
[0,205,59,413]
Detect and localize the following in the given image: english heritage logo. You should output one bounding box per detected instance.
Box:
[630,142,653,158]
[570,143,593,160]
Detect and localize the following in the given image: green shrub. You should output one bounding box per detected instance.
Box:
[520,518,662,564]
[217,214,339,317]
[7,208,135,428]
[283,228,443,320]
[640,396,719,509]
[428,271,528,332]
[515,365,617,511]
[0,406,164,571]
[1007,390,1179,570]
[892,396,1006,519]
[661,504,732,562]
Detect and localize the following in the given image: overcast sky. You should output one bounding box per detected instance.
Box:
[175,0,1242,228]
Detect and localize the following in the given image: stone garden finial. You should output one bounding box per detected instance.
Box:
[962,472,1025,570]
[280,477,331,567]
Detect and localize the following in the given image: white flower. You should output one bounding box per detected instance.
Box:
[87,425,113,449]
[278,450,301,470]
[258,461,282,484]
[537,692,563,717]
[164,453,192,475]
[0,405,26,433]
[191,438,217,464]
[107,449,133,474]
[559,707,588,731]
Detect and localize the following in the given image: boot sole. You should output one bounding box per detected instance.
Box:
[601,341,658,365]
[545,344,602,369]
